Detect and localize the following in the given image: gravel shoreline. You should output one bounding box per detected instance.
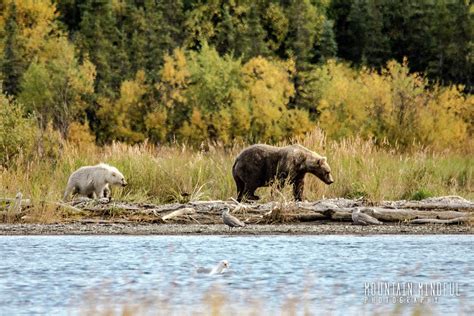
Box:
[0,222,472,235]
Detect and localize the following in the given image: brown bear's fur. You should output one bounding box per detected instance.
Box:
[232,144,333,201]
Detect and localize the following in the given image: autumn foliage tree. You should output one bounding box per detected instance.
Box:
[0,0,471,152]
[315,59,471,150]
[2,0,95,138]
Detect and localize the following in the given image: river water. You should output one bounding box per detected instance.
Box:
[0,235,472,315]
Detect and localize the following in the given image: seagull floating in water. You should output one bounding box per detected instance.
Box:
[222,208,245,231]
[196,260,230,275]
[352,207,382,225]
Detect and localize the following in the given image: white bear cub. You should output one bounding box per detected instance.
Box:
[63,163,127,201]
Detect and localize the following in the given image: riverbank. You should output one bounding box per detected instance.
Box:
[0,222,472,235]
[1,196,473,234]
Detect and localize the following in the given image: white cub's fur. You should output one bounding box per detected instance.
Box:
[63,163,127,201]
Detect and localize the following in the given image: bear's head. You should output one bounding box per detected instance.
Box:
[106,167,128,187]
[304,155,334,185]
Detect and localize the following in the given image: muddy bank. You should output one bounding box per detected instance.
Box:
[0,222,472,235]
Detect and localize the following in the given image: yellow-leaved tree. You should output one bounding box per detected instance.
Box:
[151,45,315,145]
[149,48,191,142]
[314,59,471,150]
[97,70,147,143]
[242,56,313,142]
[7,0,96,139]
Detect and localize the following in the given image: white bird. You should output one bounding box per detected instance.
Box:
[196,260,230,275]
[222,208,245,231]
[352,207,382,225]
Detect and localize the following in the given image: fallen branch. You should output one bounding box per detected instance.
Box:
[74,219,135,224]
[330,207,469,222]
[162,208,196,221]
[382,196,474,211]
[54,202,83,213]
[409,217,471,225]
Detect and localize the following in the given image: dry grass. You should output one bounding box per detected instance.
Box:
[0,129,472,223]
[78,286,437,316]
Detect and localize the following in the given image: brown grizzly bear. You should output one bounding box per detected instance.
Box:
[232,144,333,201]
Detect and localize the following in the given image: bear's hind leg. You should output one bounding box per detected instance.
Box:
[234,176,245,202]
[63,183,80,201]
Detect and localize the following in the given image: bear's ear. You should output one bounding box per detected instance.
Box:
[318,157,327,165]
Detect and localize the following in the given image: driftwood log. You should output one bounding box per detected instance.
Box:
[1,195,473,225]
[409,217,470,225]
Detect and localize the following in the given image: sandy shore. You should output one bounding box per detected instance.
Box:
[0,222,472,235]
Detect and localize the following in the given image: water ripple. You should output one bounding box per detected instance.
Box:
[0,235,472,315]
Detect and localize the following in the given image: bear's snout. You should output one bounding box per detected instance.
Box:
[121,179,128,187]
[326,175,334,184]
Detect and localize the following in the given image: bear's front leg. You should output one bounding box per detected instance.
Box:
[94,185,107,200]
[103,185,111,199]
[293,177,305,201]
[95,187,111,203]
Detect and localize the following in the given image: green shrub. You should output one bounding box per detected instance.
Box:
[410,189,433,201]
[0,91,36,167]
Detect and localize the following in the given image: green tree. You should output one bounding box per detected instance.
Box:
[185,43,243,143]
[239,3,269,59]
[187,43,242,113]
[428,0,472,89]
[186,1,268,60]
[19,38,96,137]
[145,0,185,79]
[1,2,24,96]
[284,0,325,65]
[77,0,126,96]
[363,0,390,67]
[312,18,338,62]
[262,2,289,53]
[328,0,354,62]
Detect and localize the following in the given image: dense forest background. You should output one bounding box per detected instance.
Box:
[0,0,473,165]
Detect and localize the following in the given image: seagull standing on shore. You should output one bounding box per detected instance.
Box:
[352,207,383,225]
[222,208,245,231]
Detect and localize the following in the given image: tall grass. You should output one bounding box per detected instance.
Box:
[1,130,472,207]
[80,286,436,316]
